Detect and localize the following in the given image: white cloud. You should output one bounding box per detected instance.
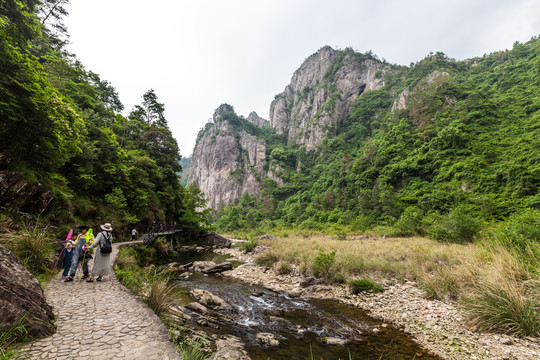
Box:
[64,0,540,156]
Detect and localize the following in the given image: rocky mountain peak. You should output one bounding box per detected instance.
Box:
[213,104,235,121]
[270,47,388,150]
[188,106,266,209]
[246,112,269,128]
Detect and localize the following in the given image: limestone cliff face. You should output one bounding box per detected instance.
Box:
[188,105,267,209]
[269,46,388,150]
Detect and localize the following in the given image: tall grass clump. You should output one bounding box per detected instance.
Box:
[144,275,178,318]
[463,277,539,336]
[461,250,540,337]
[0,312,29,359]
[0,220,55,275]
[175,335,210,360]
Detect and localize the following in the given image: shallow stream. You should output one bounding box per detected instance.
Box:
[171,250,442,360]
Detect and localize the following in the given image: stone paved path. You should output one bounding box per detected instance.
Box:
[18,241,182,360]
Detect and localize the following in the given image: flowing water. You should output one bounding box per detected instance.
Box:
[171,250,442,360]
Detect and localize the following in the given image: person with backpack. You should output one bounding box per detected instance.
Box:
[87,223,113,283]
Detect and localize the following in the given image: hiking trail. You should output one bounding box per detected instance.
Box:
[18,241,181,360]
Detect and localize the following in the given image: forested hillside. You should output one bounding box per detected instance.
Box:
[208,39,540,237]
[0,0,207,235]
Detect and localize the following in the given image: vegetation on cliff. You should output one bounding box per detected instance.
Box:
[0,0,208,236]
[210,39,540,244]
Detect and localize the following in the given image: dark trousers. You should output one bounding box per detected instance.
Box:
[62,251,73,276]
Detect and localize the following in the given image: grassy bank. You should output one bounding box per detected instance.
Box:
[114,241,211,359]
[249,233,539,337]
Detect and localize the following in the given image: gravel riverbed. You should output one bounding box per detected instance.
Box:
[216,247,540,360]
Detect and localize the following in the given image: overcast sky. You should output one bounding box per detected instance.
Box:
[64,0,540,157]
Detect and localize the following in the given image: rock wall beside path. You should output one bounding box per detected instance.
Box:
[17,241,182,360]
[0,244,55,339]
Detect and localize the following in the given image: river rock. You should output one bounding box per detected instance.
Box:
[256,332,280,347]
[323,337,350,346]
[258,234,276,241]
[299,276,325,287]
[178,262,193,270]
[175,271,191,280]
[191,261,216,272]
[0,245,55,339]
[190,289,233,311]
[207,232,233,248]
[202,262,232,274]
[186,302,209,314]
[210,335,250,360]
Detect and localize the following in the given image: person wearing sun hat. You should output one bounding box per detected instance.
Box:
[87,223,113,282]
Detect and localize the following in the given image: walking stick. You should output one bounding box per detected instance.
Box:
[47,229,73,283]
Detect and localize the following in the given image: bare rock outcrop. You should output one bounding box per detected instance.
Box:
[269,46,388,150]
[188,105,267,209]
[0,245,55,339]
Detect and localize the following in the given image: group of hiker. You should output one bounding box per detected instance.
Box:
[62,223,114,283]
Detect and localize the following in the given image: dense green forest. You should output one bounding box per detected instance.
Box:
[209,39,540,241]
[0,0,207,236]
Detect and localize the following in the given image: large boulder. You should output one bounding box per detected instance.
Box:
[210,335,250,360]
[189,289,233,311]
[206,232,232,248]
[202,262,232,274]
[0,245,55,339]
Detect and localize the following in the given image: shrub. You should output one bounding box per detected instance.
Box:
[349,278,384,293]
[236,239,256,252]
[350,215,371,232]
[274,260,292,275]
[492,208,540,272]
[428,205,484,243]
[335,231,347,240]
[394,206,424,236]
[312,248,336,277]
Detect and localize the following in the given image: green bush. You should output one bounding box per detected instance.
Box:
[349,278,384,293]
[491,208,540,273]
[394,206,424,236]
[350,215,371,232]
[428,205,484,243]
[236,239,256,252]
[312,248,336,277]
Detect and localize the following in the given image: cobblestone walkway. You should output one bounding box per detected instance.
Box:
[18,241,181,360]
